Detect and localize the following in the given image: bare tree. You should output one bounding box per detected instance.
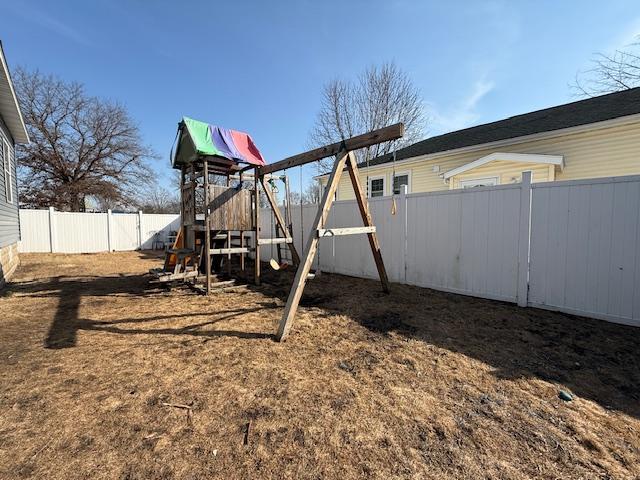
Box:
[573,37,640,96]
[15,68,156,211]
[288,181,321,205]
[135,185,180,214]
[309,62,426,172]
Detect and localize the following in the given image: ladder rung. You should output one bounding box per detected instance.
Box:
[316,226,376,237]
[210,247,252,255]
[258,237,293,245]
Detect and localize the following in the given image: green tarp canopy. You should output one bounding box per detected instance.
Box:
[171,117,265,170]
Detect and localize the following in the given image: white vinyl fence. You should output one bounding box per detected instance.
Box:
[18,173,640,327]
[528,175,640,325]
[261,172,640,327]
[18,208,180,254]
[266,180,528,304]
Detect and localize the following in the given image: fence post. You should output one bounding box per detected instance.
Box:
[48,207,57,253]
[517,171,532,307]
[107,209,113,252]
[138,210,144,250]
[402,184,408,283]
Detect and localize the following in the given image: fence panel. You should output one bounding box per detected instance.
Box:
[18,210,181,254]
[405,185,522,302]
[528,176,640,326]
[54,212,109,253]
[314,197,402,280]
[111,213,139,251]
[283,185,523,304]
[18,209,51,252]
[140,214,181,250]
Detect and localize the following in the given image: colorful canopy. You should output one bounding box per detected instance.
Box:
[172,117,266,169]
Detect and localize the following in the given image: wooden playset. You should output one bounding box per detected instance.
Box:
[152,116,404,340]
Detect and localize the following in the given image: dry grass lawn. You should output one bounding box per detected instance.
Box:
[0,251,639,479]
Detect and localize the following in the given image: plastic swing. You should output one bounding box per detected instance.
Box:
[266,177,290,271]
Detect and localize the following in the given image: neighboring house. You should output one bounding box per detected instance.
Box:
[318,88,640,199]
[0,42,29,287]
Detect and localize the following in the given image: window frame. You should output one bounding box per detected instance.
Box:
[459,176,499,189]
[2,138,12,204]
[368,175,385,198]
[392,170,411,195]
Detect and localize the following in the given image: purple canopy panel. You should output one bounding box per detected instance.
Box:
[210,125,251,163]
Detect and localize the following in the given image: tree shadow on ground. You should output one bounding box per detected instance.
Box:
[8,253,640,420]
[6,272,273,349]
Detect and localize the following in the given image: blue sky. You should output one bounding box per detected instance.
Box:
[2,0,639,191]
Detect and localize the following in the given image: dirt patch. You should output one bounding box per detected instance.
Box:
[0,251,638,479]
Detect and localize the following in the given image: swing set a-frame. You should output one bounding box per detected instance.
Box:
[157,117,404,341]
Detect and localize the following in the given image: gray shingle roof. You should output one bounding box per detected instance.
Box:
[361,87,640,168]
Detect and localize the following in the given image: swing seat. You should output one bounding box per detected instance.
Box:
[269,258,289,271]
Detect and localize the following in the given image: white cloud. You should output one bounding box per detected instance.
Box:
[428,78,495,135]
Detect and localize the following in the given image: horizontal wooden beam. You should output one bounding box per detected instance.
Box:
[208,279,237,288]
[210,247,252,255]
[317,226,376,237]
[228,173,284,181]
[257,237,293,245]
[258,123,404,175]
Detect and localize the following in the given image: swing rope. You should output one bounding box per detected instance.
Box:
[299,164,304,252]
[316,158,322,275]
[269,205,274,260]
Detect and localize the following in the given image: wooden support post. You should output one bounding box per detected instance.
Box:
[254,168,261,285]
[240,171,245,272]
[276,150,350,341]
[346,152,390,293]
[226,175,232,277]
[180,166,186,254]
[204,160,211,294]
[240,229,245,271]
[259,176,301,265]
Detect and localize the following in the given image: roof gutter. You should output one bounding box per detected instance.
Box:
[0,42,29,144]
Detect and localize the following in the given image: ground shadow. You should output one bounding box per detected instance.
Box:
[9,252,640,420]
[244,264,640,420]
[6,269,273,349]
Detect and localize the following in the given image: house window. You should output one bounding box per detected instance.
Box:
[2,139,11,204]
[392,172,410,194]
[460,177,499,189]
[369,176,385,197]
